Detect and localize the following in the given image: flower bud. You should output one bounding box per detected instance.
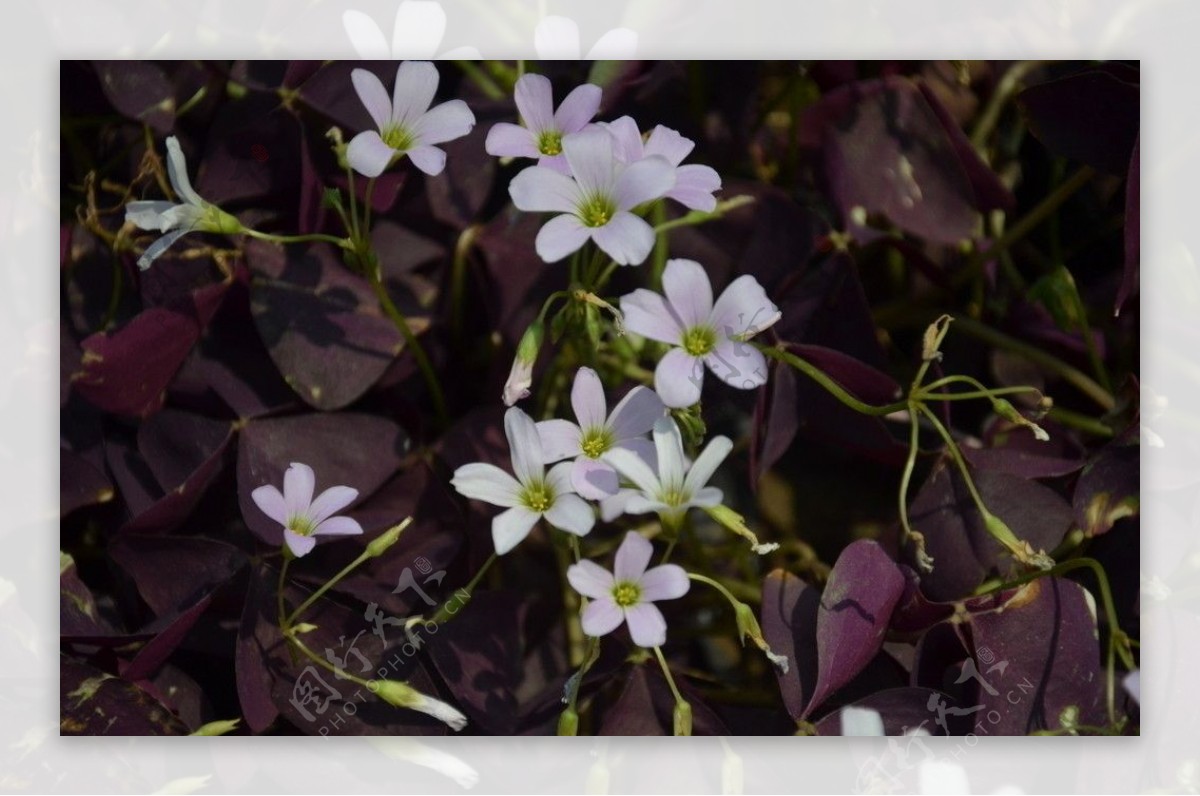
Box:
[370,680,468,731]
[556,706,579,736]
[366,517,412,558]
[673,699,693,736]
[502,319,544,406]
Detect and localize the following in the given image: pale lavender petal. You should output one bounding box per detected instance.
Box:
[644,125,695,166]
[390,0,445,59]
[165,137,203,206]
[571,457,619,500]
[709,274,781,340]
[662,258,714,329]
[535,214,591,263]
[689,486,723,508]
[450,462,522,507]
[616,437,658,472]
[136,228,190,270]
[545,461,576,497]
[308,485,359,525]
[342,9,390,59]
[586,27,638,60]
[533,15,582,60]
[284,529,317,558]
[607,385,665,439]
[485,122,539,158]
[503,357,533,406]
[624,494,671,516]
[250,484,287,525]
[504,406,544,485]
[654,348,704,409]
[125,201,175,231]
[351,68,393,131]
[513,73,555,134]
[683,435,733,496]
[841,706,886,736]
[669,164,721,212]
[624,602,668,647]
[283,462,316,517]
[571,366,607,430]
[620,289,685,345]
[414,99,474,146]
[492,505,540,555]
[158,204,206,233]
[313,515,364,536]
[553,83,602,133]
[581,597,624,637]
[639,563,690,602]
[1124,670,1140,704]
[537,153,572,174]
[562,127,617,197]
[599,488,640,522]
[651,417,686,494]
[613,156,675,210]
[536,419,582,463]
[567,559,615,600]
[544,493,595,537]
[614,530,654,582]
[590,211,655,266]
[704,339,769,390]
[604,116,644,164]
[406,145,447,176]
[509,166,581,213]
[347,130,397,178]
[601,448,661,496]
[391,60,439,128]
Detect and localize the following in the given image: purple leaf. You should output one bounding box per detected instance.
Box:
[61,554,120,638]
[814,687,953,736]
[890,566,953,635]
[1073,443,1139,538]
[61,656,189,735]
[121,593,215,683]
[92,61,175,134]
[425,123,495,229]
[962,446,1085,480]
[109,534,247,617]
[598,662,731,736]
[61,448,113,517]
[1019,66,1139,175]
[760,569,819,720]
[917,81,1015,212]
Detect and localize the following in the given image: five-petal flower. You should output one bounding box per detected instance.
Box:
[486,73,602,174]
[508,127,675,265]
[451,407,595,555]
[567,531,689,648]
[605,116,722,212]
[347,61,476,178]
[621,258,781,408]
[537,367,665,500]
[251,462,364,558]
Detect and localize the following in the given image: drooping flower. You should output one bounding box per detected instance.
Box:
[620,258,781,408]
[603,416,731,528]
[343,2,481,60]
[508,127,675,266]
[124,136,243,270]
[450,407,595,555]
[502,319,544,406]
[533,15,637,60]
[347,61,476,178]
[566,531,689,647]
[251,462,364,558]
[537,367,665,500]
[605,116,722,212]
[485,73,601,173]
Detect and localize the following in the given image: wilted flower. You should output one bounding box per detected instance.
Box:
[485,73,601,173]
[450,407,595,554]
[251,462,363,557]
[566,531,689,647]
[125,136,242,270]
[347,61,475,178]
[605,116,722,212]
[621,258,781,408]
[537,367,665,500]
[508,127,674,265]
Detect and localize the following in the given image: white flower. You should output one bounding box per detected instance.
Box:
[343,2,480,60]
[605,116,722,212]
[485,73,602,174]
[250,462,363,558]
[534,15,637,60]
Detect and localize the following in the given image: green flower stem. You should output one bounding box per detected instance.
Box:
[652,645,690,736]
[969,60,1047,151]
[277,552,293,630]
[288,633,374,690]
[918,386,1043,401]
[449,225,480,345]
[756,343,908,417]
[555,537,587,668]
[286,548,373,628]
[429,552,497,624]
[362,177,376,235]
[651,195,755,236]
[687,572,742,611]
[345,166,361,241]
[916,403,991,524]
[592,260,620,293]
[454,60,505,100]
[650,199,668,290]
[1047,406,1115,438]
[242,227,352,249]
[897,406,922,541]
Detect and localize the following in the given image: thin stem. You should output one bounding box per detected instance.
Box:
[917,403,989,519]
[1047,406,1114,438]
[368,268,449,429]
[276,555,292,629]
[756,343,908,417]
[652,646,686,706]
[345,166,361,242]
[970,60,1046,151]
[919,387,1044,401]
[454,60,505,100]
[897,406,922,539]
[687,572,741,609]
[449,225,480,346]
[428,552,497,624]
[289,634,374,690]
[242,228,351,249]
[650,200,668,290]
[362,177,376,235]
[286,549,373,627]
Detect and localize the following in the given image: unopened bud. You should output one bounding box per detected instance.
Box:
[673,700,693,737]
[503,320,544,406]
[366,517,412,558]
[556,706,579,736]
[370,680,468,731]
[993,398,1049,442]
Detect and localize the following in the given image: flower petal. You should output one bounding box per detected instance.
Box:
[544,493,595,537]
[613,156,675,211]
[554,83,602,133]
[347,130,397,178]
[662,258,714,329]
[586,27,638,60]
[625,494,671,516]
[599,488,640,522]
[450,462,522,507]
[624,602,668,647]
[704,338,769,390]
[284,529,317,558]
[683,435,733,497]
[485,122,539,159]
[414,99,475,146]
[504,407,544,485]
[250,484,287,525]
[616,437,658,471]
[651,417,686,494]
[567,559,615,599]
[607,385,665,440]
[533,15,582,60]
[165,136,203,206]
[654,348,704,409]
[581,597,624,637]
[313,515,364,536]
[509,166,581,214]
[604,116,644,163]
[639,563,690,602]
[545,461,576,496]
[669,164,721,212]
[709,274,781,341]
[391,60,439,128]
[689,485,723,509]
[308,485,359,525]
[571,366,607,430]
[407,145,447,176]
[283,462,316,518]
[390,0,445,59]
[351,68,393,131]
[602,448,661,497]
[590,211,655,266]
[513,73,555,134]
[562,127,616,197]
[535,214,591,263]
[571,457,619,500]
[491,505,540,555]
[125,201,175,231]
[536,419,582,463]
[620,288,685,345]
[614,530,654,583]
[643,125,695,166]
[342,9,390,59]
[136,228,190,271]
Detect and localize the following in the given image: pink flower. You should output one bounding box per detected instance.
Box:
[251,463,363,557]
[485,73,601,173]
[567,531,690,648]
[605,116,722,212]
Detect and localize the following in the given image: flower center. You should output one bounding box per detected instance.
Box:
[381,123,415,151]
[612,581,642,607]
[578,194,616,228]
[537,129,563,156]
[287,514,317,537]
[682,325,718,356]
[579,427,614,459]
[660,488,688,508]
[520,481,554,513]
